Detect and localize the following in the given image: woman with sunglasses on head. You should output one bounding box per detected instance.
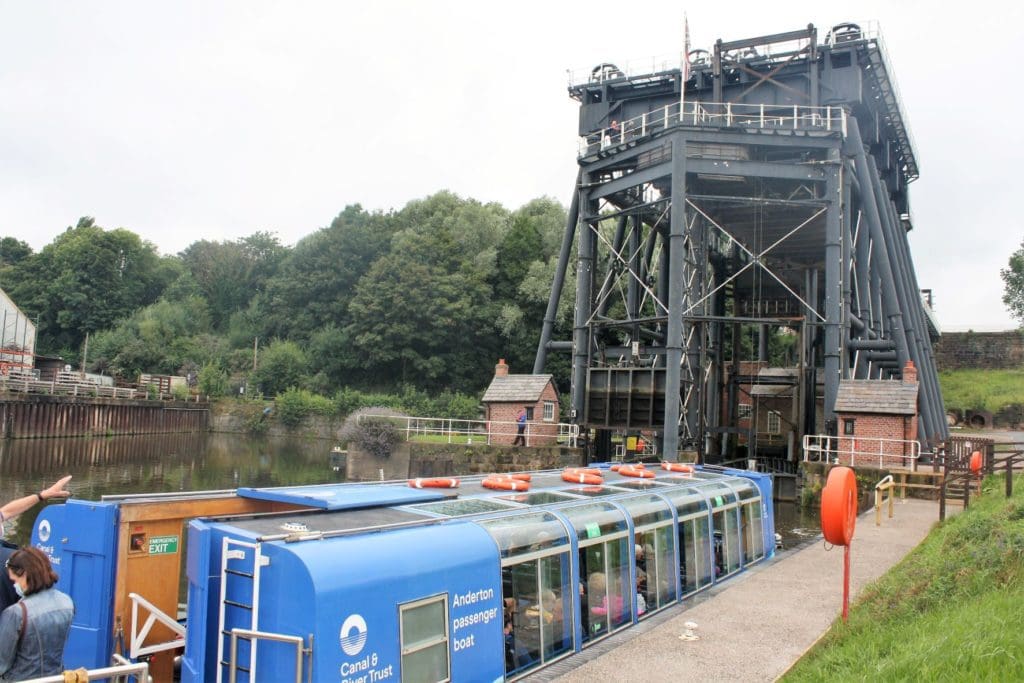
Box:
[0,547,74,681]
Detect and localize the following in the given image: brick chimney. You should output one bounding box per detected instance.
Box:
[902,360,917,384]
[494,358,509,378]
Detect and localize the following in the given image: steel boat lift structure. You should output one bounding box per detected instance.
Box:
[534,22,948,462]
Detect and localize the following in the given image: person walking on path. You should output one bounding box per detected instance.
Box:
[0,476,73,613]
[0,546,75,681]
[513,409,527,446]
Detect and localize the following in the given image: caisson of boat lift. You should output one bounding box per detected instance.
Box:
[534,21,947,466]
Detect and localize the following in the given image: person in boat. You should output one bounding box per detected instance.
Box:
[0,547,74,681]
[0,476,73,612]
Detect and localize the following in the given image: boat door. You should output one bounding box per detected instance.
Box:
[32,499,119,671]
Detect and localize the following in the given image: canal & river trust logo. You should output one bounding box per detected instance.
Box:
[339,614,367,656]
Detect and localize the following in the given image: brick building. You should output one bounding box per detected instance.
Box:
[481,359,560,446]
[833,361,919,468]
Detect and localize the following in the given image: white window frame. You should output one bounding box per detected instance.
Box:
[399,593,450,683]
[543,400,555,422]
[737,403,752,419]
[766,410,781,435]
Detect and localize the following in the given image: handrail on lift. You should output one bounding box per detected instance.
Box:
[20,655,150,683]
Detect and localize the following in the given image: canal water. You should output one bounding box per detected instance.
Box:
[0,433,812,549]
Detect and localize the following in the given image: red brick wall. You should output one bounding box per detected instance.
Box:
[836,412,915,468]
[484,383,560,446]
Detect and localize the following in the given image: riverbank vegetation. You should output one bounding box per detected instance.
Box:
[939,367,1024,417]
[784,473,1024,680]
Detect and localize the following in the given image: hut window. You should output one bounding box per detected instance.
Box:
[737,403,752,419]
[399,594,450,682]
[543,401,555,422]
[766,411,781,435]
[843,418,856,435]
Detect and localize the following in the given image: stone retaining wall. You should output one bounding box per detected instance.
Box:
[347,441,584,481]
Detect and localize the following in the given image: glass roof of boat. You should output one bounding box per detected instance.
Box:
[478,511,570,559]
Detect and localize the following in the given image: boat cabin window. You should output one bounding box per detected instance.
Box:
[692,482,741,578]
[725,479,765,564]
[399,594,450,683]
[408,498,517,517]
[619,494,676,616]
[661,487,713,595]
[479,513,573,677]
[558,485,620,498]
[606,479,669,491]
[558,502,630,643]
[496,491,576,506]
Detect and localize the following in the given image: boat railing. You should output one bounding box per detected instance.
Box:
[19,656,150,683]
[227,628,310,683]
[578,100,847,157]
[128,591,187,659]
[802,434,921,471]
[358,414,580,448]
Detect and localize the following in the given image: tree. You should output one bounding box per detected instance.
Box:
[250,339,310,397]
[179,232,286,330]
[260,205,396,341]
[5,218,178,353]
[1001,241,1024,324]
[0,237,32,267]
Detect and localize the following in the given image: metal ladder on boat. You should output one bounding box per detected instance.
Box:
[216,538,266,683]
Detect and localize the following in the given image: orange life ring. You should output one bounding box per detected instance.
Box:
[564,467,602,477]
[506,473,532,481]
[820,466,857,546]
[660,462,693,473]
[482,477,530,492]
[969,450,983,475]
[618,465,655,479]
[610,464,622,472]
[561,470,604,485]
[407,478,460,489]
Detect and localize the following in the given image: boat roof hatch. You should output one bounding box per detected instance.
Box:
[236,483,451,510]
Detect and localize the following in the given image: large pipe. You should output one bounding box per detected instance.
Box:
[571,184,597,424]
[823,150,843,426]
[534,169,582,373]
[663,136,689,460]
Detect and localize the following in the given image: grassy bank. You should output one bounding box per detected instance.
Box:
[939,368,1024,413]
[784,473,1024,680]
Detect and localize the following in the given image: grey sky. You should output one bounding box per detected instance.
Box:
[2,1,1020,331]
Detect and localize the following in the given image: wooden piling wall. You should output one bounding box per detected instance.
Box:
[0,394,208,438]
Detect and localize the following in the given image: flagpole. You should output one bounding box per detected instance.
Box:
[680,12,690,124]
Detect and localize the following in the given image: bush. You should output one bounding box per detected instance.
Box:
[275,388,338,428]
[198,363,229,397]
[339,407,406,458]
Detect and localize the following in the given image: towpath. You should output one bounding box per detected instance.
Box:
[529,497,949,682]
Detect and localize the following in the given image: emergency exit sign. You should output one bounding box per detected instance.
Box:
[148,535,179,555]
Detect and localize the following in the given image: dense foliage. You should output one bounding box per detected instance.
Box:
[2,194,574,412]
[1001,240,1024,324]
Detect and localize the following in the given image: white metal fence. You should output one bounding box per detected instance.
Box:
[802,434,921,470]
[359,414,580,448]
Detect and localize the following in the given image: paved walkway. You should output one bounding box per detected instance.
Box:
[536,497,949,682]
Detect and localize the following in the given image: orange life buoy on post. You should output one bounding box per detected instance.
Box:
[481,476,530,492]
[407,478,460,489]
[618,465,655,479]
[969,450,983,475]
[561,470,603,485]
[820,466,857,546]
[660,462,693,473]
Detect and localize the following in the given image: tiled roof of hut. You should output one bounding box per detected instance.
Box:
[834,379,918,415]
[482,375,555,403]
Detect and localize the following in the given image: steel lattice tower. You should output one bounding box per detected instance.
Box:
[534,23,947,462]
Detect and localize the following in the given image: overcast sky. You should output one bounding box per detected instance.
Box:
[1,1,1020,331]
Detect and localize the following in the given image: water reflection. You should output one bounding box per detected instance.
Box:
[0,433,343,545]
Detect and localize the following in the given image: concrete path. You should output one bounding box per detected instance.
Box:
[535,497,949,682]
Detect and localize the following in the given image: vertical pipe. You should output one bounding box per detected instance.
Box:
[823,149,842,428]
[627,215,641,320]
[571,185,597,426]
[663,135,689,461]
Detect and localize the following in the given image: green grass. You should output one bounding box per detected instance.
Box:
[783,474,1024,681]
[408,434,475,444]
[939,368,1024,413]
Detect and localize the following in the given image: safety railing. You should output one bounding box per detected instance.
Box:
[128,592,186,658]
[358,414,579,448]
[228,628,310,683]
[20,656,150,683]
[802,434,921,471]
[578,100,847,157]
[874,475,896,526]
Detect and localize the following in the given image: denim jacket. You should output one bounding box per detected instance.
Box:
[0,586,74,681]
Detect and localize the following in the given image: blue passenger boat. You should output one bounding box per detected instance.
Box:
[30,464,773,682]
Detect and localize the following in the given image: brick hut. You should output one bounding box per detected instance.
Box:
[833,360,919,468]
[482,359,560,446]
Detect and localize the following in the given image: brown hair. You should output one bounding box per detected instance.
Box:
[5,547,59,595]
